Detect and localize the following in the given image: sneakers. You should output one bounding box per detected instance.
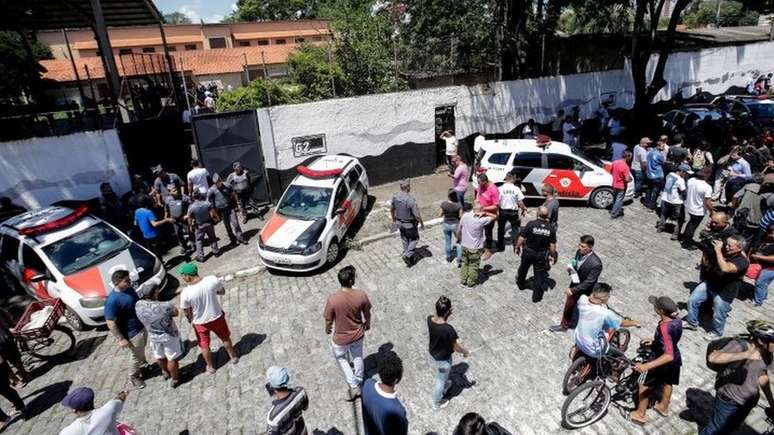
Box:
[704,331,722,341]
[548,324,568,333]
[348,385,361,399]
[682,320,698,331]
[432,399,450,411]
[130,376,146,389]
[443,380,453,395]
[670,234,680,241]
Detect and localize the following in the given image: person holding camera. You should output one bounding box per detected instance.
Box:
[265,366,309,435]
[702,320,774,435]
[685,235,750,340]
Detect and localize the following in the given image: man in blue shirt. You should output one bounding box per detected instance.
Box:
[610,140,627,161]
[104,269,148,388]
[361,353,408,435]
[645,142,666,210]
[725,150,753,202]
[134,197,172,259]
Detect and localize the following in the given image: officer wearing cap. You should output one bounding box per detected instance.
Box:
[151,164,184,207]
[164,183,194,256]
[515,206,557,301]
[60,387,130,435]
[391,179,424,266]
[226,161,253,223]
[265,366,309,434]
[186,190,220,262]
[207,173,247,246]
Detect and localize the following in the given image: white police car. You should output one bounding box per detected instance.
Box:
[257,155,369,272]
[474,137,634,208]
[0,205,166,330]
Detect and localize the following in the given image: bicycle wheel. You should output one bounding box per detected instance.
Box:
[562,356,593,396]
[28,325,76,360]
[561,380,612,429]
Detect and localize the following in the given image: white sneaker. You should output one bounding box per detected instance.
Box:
[443,380,453,395]
[704,331,722,341]
[432,399,450,410]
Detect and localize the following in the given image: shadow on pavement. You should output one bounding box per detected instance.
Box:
[364,342,395,379]
[312,428,346,435]
[21,380,72,419]
[478,264,503,285]
[446,362,476,401]
[235,333,267,356]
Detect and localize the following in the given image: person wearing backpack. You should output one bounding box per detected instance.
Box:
[702,320,774,435]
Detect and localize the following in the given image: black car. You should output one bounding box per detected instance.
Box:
[660,104,734,137]
[713,95,774,128]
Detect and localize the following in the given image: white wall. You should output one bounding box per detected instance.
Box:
[0,130,131,209]
[196,72,245,90]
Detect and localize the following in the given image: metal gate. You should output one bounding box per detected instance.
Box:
[191,110,271,205]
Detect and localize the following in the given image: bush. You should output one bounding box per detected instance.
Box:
[684,0,760,28]
[287,44,345,101]
[214,79,303,111]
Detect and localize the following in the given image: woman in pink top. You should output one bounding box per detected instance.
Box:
[450,155,469,206]
[475,173,500,259]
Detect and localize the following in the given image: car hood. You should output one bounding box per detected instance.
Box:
[260,213,323,249]
[63,250,136,298]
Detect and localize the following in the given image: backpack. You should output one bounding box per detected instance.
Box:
[692,150,707,170]
[706,337,748,388]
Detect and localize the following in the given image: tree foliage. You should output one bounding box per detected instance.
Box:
[215,79,303,111]
[0,31,51,102]
[559,3,634,34]
[229,0,320,21]
[287,44,345,100]
[683,0,759,28]
[163,12,193,24]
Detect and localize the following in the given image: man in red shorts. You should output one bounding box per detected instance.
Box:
[179,263,239,373]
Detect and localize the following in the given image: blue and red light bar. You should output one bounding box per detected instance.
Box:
[19,205,90,237]
[296,166,343,179]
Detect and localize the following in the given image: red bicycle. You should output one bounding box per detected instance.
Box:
[11,299,76,360]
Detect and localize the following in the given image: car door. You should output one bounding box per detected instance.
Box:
[544,154,595,199]
[345,168,365,217]
[331,181,354,235]
[20,244,59,300]
[509,152,544,196]
[0,234,22,289]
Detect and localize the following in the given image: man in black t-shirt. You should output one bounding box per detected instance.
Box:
[427,296,469,410]
[685,235,749,340]
[515,206,557,302]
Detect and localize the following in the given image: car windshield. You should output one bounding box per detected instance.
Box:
[276,185,332,220]
[573,148,606,167]
[42,222,131,275]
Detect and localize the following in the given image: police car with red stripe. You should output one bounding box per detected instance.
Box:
[474,136,633,208]
[258,155,369,272]
[0,205,166,330]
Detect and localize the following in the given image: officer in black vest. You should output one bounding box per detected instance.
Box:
[515,206,557,302]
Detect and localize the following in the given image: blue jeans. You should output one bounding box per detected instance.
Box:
[646,177,663,209]
[632,170,644,196]
[610,188,626,217]
[754,268,774,306]
[442,223,462,264]
[700,395,757,435]
[432,358,452,406]
[686,282,732,335]
[454,190,465,206]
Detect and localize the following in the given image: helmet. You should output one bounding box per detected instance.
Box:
[746,319,774,343]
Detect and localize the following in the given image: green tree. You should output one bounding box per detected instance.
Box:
[215,79,303,111]
[683,0,759,28]
[230,0,321,21]
[559,3,634,34]
[287,44,344,100]
[163,11,193,24]
[0,31,51,103]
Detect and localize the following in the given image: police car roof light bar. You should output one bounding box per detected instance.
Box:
[296,166,343,179]
[18,205,90,237]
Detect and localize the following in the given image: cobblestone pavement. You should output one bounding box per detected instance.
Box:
[6,200,774,435]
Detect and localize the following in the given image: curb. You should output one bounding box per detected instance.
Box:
[219,217,446,280]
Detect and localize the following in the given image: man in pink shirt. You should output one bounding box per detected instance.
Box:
[450,155,469,206]
[475,173,500,259]
[610,151,633,219]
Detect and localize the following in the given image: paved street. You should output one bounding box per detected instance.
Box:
[5,198,774,435]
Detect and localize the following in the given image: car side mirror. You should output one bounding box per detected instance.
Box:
[335,207,346,215]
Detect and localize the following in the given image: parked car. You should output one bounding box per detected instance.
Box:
[257,155,369,273]
[660,104,734,137]
[0,205,166,330]
[713,95,774,128]
[472,138,633,208]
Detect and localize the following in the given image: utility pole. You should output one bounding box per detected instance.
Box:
[62,29,87,108]
[715,0,724,28]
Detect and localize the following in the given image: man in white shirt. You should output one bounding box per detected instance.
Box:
[186,159,210,195]
[178,262,239,374]
[473,132,486,170]
[457,202,496,287]
[562,116,576,146]
[59,387,128,435]
[440,130,458,173]
[631,137,651,198]
[657,164,692,240]
[680,169,713,249]
[496,172,527,252]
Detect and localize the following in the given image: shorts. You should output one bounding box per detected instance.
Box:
[193,314,231,349]
[643,363,681,387]
[150,337,183,360]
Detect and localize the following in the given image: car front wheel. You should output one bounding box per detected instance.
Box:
[64,306,87,331]
[325,239,340,265]
[589,187,615,209]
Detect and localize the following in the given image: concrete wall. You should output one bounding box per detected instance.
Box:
[195,72,245,90]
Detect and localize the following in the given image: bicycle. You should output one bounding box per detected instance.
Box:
[560,341,653,429]
[11,298,76,361]
[562,328,631,395]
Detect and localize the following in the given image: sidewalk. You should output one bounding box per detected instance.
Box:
[161,170,459,278]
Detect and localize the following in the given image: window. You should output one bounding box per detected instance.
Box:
[142,47,155,53]
[0,236,19,263]
[257,40,269,46]
[346,170,359,189]
[275,39,287,45]
[512,152,543,168]
[296,37,305,43]
[167,46,177,52]
[333,183,348,212]
[209,37,227,49]
[185,44,197,51]
[546,154,575,170]
[354,164,364,177]
[21,245,47,274]
[41,222,130,275]
[238,41,251,47]
[276,186,332,220]
[118,48,133,55]
[487,153,512,166]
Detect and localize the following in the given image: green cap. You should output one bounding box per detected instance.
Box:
[178,262,198,276]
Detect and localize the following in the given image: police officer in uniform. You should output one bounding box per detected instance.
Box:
[164,184,194,255]
[391,179,424,266]
[515,206,557,302]
[208,173,247,246]
[186,190,220,262]
[497,172,527,251]
[226,162,252,223]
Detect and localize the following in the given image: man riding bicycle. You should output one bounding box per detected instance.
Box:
[573,283,640,360]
